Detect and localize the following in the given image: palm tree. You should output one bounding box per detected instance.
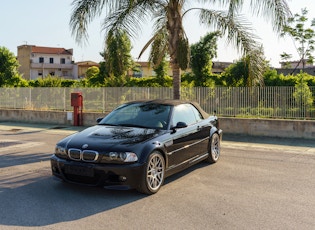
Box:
[70,0,291,99]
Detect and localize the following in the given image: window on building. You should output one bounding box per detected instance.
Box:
[50,58,54,64]
[39,57,44,63]
[38,70,43,76]
[60,58,66,64]
[133,71,143,78]
[50,71,55,76]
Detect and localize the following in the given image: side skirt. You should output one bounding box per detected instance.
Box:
[165,152,209,177]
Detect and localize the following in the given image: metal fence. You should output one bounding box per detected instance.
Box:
[0,87,314,119]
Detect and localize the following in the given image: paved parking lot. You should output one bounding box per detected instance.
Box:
[0,122,315,230]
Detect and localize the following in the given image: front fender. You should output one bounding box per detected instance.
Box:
[136,139,169,168]
[210,127,223,140]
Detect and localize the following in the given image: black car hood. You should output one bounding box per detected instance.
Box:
[61,125,165,150]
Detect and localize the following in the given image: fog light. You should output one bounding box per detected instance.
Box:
[119,176,127,182]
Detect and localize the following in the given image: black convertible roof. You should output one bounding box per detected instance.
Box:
[126,99,210,119]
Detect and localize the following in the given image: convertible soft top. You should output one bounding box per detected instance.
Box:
[125,99,210,119]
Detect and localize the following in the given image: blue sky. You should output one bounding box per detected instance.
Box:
[1,0,314,67]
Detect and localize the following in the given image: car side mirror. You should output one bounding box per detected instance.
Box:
[96,117,103,123]
[171,121,187,133]
[175,122,188,129]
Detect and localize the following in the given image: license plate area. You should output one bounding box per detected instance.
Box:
[65,165,94,177]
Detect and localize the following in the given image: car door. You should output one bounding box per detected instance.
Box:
[166,104,209,167]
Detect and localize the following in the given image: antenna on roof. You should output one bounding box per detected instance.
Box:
[23,41,28,45]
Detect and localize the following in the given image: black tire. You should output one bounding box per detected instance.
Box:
[137,151,165,195]
[206,133,221,164]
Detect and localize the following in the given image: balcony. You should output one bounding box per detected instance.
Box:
[31,63,74,70]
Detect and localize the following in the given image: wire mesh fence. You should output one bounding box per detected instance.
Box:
[0,87,314,119]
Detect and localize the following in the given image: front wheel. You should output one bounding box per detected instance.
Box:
[137,151,165,195]
[206,133,221,164]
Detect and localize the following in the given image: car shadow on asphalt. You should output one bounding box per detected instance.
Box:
[163,161,210,186]
[0,160,212,227]
[0,174,146,227]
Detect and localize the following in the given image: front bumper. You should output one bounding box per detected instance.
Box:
[50,155,145,189]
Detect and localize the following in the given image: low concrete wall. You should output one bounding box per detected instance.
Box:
[220,117,315,140]
[1,109,315,139]
[0,109,104,127]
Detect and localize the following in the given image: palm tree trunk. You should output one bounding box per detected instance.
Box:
[172,62,181,99]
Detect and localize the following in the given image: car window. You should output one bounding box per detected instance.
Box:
[172,104,198,126]
[191,105,203,122]
[103,103,140,124]
[100,103,171,129]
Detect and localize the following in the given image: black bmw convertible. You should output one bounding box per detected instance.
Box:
[51,99,222,194]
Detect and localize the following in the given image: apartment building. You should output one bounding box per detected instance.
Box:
[17,45,77,80]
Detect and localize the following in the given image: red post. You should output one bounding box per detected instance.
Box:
[71,92,83,126]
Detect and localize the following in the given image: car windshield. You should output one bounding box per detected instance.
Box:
[99,103,171,130]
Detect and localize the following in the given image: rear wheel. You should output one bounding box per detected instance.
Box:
[206,133,221,164]
[137,151,165,195]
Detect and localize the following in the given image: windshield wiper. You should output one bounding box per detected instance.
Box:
[98,123,118,126]
[118,123,147,128]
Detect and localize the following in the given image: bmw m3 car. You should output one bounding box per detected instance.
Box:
[51,99,222,194]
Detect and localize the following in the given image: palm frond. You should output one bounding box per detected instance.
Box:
[199,9,260,53]
[199,8,265,85]
[149,29,169,66]
[250,0,292,33]
[70,0,119,44]
[138,35,157,59]
[102,0,158,39]
[246,46,266,86]
[227,0,244,17]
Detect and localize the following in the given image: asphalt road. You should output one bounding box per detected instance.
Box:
[0,123,315,230]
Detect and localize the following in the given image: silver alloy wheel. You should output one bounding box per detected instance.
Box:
[146,153,165,192]
[211,133,220,162]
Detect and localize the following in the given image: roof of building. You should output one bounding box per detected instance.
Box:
[76,61,100,67]
[136,61,151,67]
[31,46,73,55]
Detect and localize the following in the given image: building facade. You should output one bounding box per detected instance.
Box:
[277,60,315,76]
[17,45,77,80]
[76,61,100,78]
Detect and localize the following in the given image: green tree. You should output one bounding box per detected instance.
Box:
[70,0,291,99]
[30,75,62,87]
[190,31,220,86]
[103,29,135,77]
[223,48,267,87]
[153,57,170,86]
[222,60,247,86]
[0,47,26,87]
[281,8,315,70]
[280,52,293,68]
[85,66,102,86]
[293,74,314,117]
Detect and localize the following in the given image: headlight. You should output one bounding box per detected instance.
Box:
[109,152,138,162]
[55,145,66,155]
